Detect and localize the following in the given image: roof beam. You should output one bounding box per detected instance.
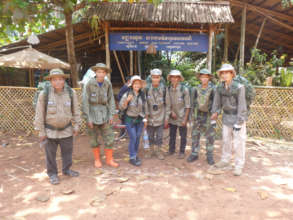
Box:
[230,0,293,23]
[37,32,101,50]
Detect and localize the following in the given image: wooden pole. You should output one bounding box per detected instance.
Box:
[120,51,129,74]
[207,25,214,72]
[234,44,240,66]
[134,51,137,74]
[223,24,229,62]
[137,51,142,76]
[212,33,217,72]
[104,22,111,80]
[250,18,267,63]
[130,50,133,76]
[239,5,247,74]
[113,50,126,84]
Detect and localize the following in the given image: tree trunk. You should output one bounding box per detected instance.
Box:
[64,11,78,88]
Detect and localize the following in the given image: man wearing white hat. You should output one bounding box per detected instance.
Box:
[144,68,166,160]
[211,63,247,176]
[34,68,81,185]
[166,70,191,159]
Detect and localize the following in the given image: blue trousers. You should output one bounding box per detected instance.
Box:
[125,121,144,159]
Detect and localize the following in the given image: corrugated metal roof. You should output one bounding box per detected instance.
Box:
[87,1,234,24]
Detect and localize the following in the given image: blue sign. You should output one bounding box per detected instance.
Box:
[109,32,208,52]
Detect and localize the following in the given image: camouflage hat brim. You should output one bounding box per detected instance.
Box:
[91,66,112,73]
[44,74,70,80]
[167,74,184,81]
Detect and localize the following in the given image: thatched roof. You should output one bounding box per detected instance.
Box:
[87,1,234,25]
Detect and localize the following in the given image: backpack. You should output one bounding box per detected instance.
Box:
[217,75,255,114]
[33,81,74,115]
[233,75,255,112]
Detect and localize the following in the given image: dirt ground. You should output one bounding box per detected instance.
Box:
[1,129,293,220]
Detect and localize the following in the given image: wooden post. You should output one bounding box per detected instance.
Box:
[104,22,111,80]
[223,24,229,62]
[130,50,133,76]
[212,33,217,72]
[137,51,142,76]
[239,5,247,74]
[134,51,137,74]
[207,25,214,72]
[234,44,240,66]
[29,69,34,87]
[113,50,126,84]
[120,51,129,74]
[250,18,267,63]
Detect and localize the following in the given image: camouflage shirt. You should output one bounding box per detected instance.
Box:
[166,84,191,126]
[82,78,116,125]
[212,81,247,127]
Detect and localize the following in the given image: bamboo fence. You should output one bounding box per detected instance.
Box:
[0,86,293,140]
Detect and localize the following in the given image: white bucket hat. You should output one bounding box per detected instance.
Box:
[150,68,162,76]
[130,75,143,87]
[167,69,184,81]
[217,63,236,77]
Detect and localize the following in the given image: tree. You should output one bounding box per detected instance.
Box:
[1,0,162,87]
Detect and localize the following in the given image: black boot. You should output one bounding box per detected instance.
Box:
[207,153,215,165]
[187,154,198,163]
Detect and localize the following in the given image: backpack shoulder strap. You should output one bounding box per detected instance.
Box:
[44,85,50,117]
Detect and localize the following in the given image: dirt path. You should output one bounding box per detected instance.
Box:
[1,131,293,220]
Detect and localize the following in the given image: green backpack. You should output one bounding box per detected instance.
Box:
[217,75,255,114]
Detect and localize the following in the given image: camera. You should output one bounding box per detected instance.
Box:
[152,104,158,111]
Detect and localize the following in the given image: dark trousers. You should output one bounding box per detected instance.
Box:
[45,136,73,177]
[147,125,164,146]
[169,123,187,154]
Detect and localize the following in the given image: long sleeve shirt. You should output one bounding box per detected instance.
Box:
[119,90,145,118]
[212,81,247,127]
[166,84,191,126]
[34,86,81,139]
[145,85,166,126]
[82,78,115,125]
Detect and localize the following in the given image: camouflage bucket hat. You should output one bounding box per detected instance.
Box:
[196,68,213,78]
[91,63,112,73]
[44,68,69,80]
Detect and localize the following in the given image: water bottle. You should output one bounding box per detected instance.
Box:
[143,130,150,149]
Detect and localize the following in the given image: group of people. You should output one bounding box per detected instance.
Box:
[34,62,247,185]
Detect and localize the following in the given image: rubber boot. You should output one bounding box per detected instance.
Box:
[92,147,102,168]
[105,149,119,168]
[207,153,215,165]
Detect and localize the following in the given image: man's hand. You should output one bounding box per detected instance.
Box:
[171,112,177,120]
[109,119,113,125]
[181,120,187,127]
[211,113,218,120]
[126,94,133,102]
[88,122,94,129]
[40,136,47,142]
[73,130,79,136]
[164,120,169,129]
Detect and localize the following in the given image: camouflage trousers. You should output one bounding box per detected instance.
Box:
[191,112,215,156]
[87,123,114,149]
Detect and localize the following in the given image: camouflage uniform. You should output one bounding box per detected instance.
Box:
[189,82,216,164]
[82,77,115,149]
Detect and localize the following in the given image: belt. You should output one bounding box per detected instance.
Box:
[45,122,72,131]
[223,109,237,115]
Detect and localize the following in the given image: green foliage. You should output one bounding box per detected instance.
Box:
[281,0,293,7]
[243,49,292,86]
